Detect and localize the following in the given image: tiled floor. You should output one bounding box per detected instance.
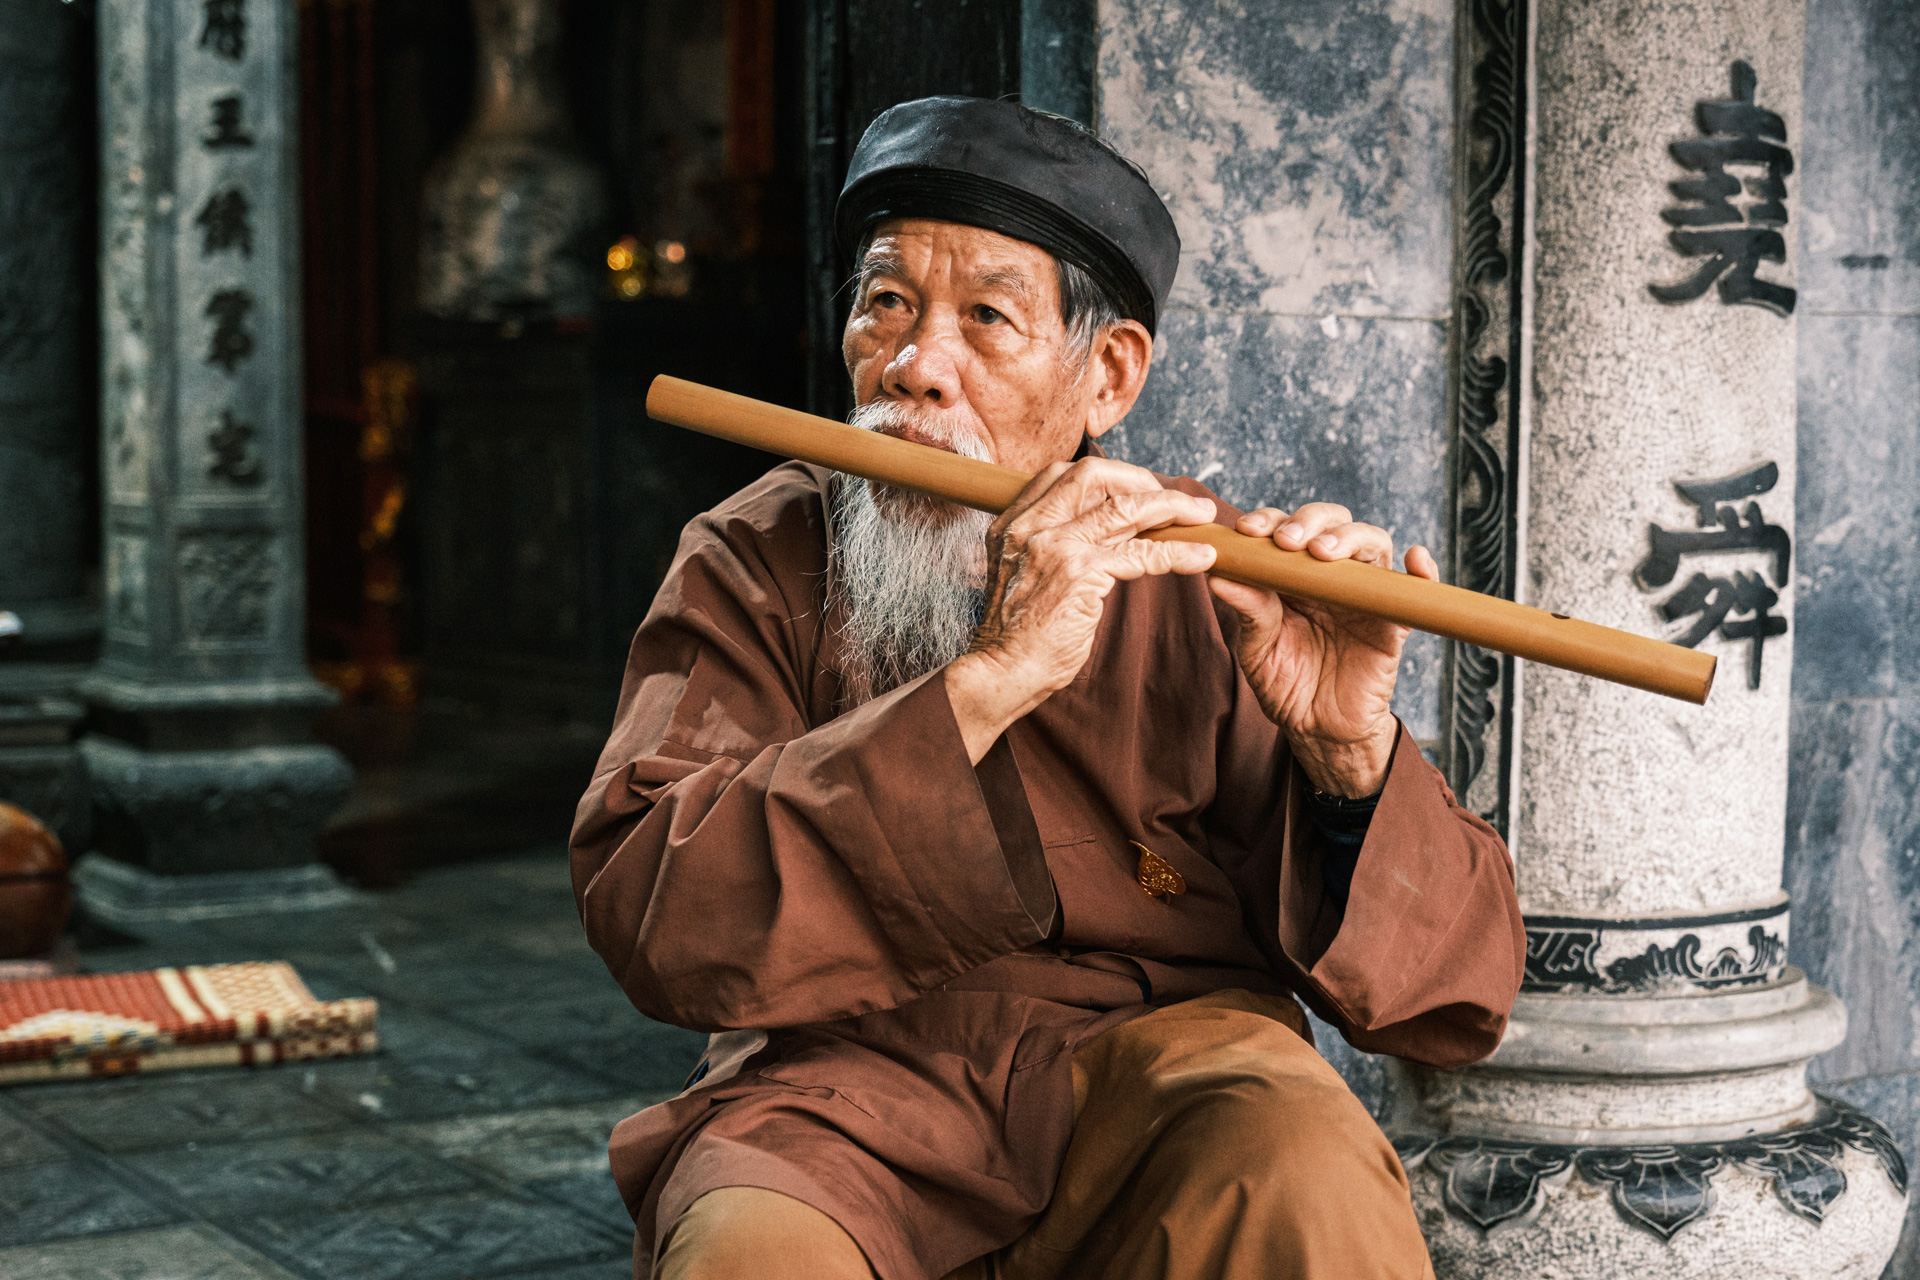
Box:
[0,852,705,1280]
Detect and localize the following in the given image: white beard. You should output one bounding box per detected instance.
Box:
[827,402,994,707]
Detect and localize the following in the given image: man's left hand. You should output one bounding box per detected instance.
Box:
[1208,503,1440,798]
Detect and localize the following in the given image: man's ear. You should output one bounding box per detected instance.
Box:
[1083,319,1154,440]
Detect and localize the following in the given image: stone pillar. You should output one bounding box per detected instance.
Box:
[78,0,353,923]
[0,0,97,854]
[1097,0,1458,759]
[1398,0,1908,1273]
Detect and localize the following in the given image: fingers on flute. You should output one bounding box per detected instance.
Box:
[1235,507,1287,539]
[1102,536,1216,579]
[1011,460,1211,542]
[1307,523,1393,567]
[1404,544,1440,580]
[1264,502,1353,550]
[993,460,1073,536]
[1054,488,1214,547]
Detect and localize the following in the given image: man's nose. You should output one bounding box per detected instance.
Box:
[882,332,962,406]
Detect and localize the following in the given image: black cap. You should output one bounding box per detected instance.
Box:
[836,97,1180,335]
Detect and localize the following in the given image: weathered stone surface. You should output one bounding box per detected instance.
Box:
[1401,0,1900,1271]
[1820,1074,1920,1277]
[88,0,349,898]
[0,1225,303,1280]
[1402,975,1844,1144]
[1786,698,1920,1085]
[0,855,654,1277]
[1108,311,1448,735]
[1095,0,1454,740]
[97,0,313,691]
[1516,0,1803,914]
[1788,7,1920,1269]
[1793,317,1920,704]
[80,738,353,880]
[1797,0,1920,316]
[1098,0,1454,318]
[1411,1142,1905,1280]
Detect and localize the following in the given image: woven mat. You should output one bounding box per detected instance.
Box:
[0,961,377,1084]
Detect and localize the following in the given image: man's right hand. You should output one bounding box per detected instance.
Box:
[944,458,1218,763]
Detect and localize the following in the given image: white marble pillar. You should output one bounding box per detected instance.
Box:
[78,0,352,922]
[1399,0,1908,1274]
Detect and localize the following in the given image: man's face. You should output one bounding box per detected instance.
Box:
[841,218,1114,477]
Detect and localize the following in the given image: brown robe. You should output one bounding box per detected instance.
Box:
[571,461,1526,1280]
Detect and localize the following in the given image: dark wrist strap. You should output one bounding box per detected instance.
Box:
[1306,788,1380,821]
[1305,788,1378,911]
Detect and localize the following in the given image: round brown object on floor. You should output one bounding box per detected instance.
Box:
[0,802,70,959]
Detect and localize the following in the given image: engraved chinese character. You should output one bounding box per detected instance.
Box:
[195,188,253,258]
[199,0,246,60]
[208,410,262,484]
[1658,572,1786,689]
[205,289,254,372]
[204,96,254,150]
[1634,462,1792,690]
[1648,61,1796,316]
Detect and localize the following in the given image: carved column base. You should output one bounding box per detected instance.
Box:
[1391,971,1909,1276]
[73,663,352,923]
[80,736,351,880]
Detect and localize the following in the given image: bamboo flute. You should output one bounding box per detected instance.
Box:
[646,375,1717,705]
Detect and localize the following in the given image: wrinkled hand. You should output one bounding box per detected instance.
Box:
[1209,503,1440,797]
[945,458,1218,763]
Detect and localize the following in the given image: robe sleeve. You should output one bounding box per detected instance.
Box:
[1271,723,1527,1068]
[1182,474,1526,1069]
[570,504,1056,1033]
[1204,636,1525,1068]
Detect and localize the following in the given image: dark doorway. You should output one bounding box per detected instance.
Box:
[802,0,1025,418]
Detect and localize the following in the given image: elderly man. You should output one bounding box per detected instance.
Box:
[573,97,1525,1280]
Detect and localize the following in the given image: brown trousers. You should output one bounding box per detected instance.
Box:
[655,990,1435,1280]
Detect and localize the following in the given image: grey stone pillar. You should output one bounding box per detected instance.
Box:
[78,0,353,923]
[1097,0,1458,759]
[1398,0,1908,1273]
[0,0,97,854]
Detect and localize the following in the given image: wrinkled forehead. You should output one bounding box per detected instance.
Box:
[858,216,1058,292]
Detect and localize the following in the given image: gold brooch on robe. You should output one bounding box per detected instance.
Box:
[1131,841,1186,901]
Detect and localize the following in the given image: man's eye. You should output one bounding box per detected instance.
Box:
[871,290,905,310]
[973,305,1004,324]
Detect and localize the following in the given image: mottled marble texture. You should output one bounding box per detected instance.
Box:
[1788,698,1920,1086]
[1793,128,1919,1014]
[1099,0,1453,318]
[1788,4,1920,1272]
[1094,0,1455,740]
[1794,317,1920,704]
[1798,0,1920,315]
[1106,311,1448,736]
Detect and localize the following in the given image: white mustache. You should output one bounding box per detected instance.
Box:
[847,401,995,464]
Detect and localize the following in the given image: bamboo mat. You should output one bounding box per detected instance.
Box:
[0,961,377,1084]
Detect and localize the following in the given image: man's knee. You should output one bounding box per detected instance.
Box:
[1166,1068,1408,1203]
[655,1187,875,1280]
